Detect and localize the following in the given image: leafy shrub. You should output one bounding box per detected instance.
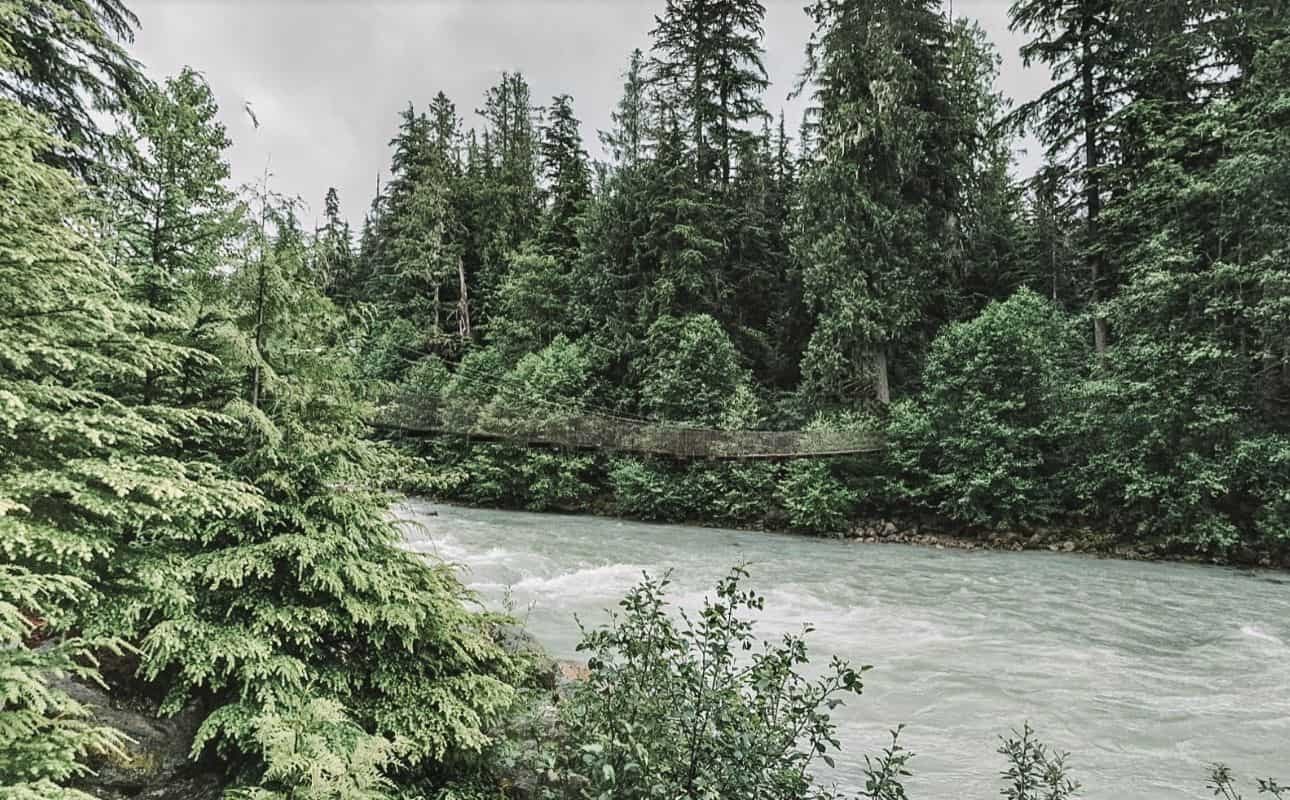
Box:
[888,289,1079,528]
[777,460,856,533]
[399,355,452,396]
[456,443,531,507]
[520,451,598,512]
[998,723,1079,800]
[686,462,780,525]
[545,568,867,800]
[635,314,753,426]
[490,249,572,362]
[1065,334,1290,552]
[608,457,693,521]
[484,335,591,431]
[439,347,508,430]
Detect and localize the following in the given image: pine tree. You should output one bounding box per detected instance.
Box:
[637,108,725,324]
[469,72,540,322]
[1071,17,1290,549]
[600,49,649,170]
[0,0,144,175]
[537,93,591,259]
[649,0,770,187]
[793,0,962,406]
[107,67,244,410]
[0,81,246,800]
[1009,0,1132,354]
[316,187,354,298]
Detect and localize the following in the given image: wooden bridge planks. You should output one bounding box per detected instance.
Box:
[372,402,885,460]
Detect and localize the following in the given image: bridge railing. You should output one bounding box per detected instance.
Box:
[373,394,885,459]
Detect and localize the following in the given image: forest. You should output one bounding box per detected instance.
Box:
[343,0,1290,561]
[1,0,1288,798]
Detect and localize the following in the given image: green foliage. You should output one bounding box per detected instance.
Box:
[518,451,597,512]
[453,444,530,507]
[359,316,420,384]
[608,457,692,522]
[887,289,1080,527]
[1208,764,1288,800]
[546,568,867,800]
[637,314,752,425]
[226,699,395,800]
[997,723,1079,800]
[483,336,591,430]
[0,0,143,173]
[0,90,247,798]
[685,461,779,526]
[439,346,508,430]
[0,567,129,799]
[490,248,573,361]
[776,460,855,534]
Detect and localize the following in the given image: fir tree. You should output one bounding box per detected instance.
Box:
[316,187,355,298]
[1009,0,1131,353]
[0,78,246,800]
[0,0,144,175]
[536,93,591,259]
[649,0,770,187]
[793,0,963,406]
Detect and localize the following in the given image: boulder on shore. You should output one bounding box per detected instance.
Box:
[51,674,222,800]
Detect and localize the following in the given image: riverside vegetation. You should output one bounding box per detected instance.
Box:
[0,0,1287,799]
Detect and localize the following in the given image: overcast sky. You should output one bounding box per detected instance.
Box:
[129,0,1049,229]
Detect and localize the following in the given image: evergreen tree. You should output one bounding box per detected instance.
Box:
[110,67,242,408]
[649,0,770,187]
[316,187,355,298]
[0,79,246,800]
[1009,0,1131,353]
[793,0,963,406]
[364,104,464,354]
[537,93,591,259]
[944,18,1028,314]
[468,72,540,323]
[1071,19,1290,549]
[0,0,144,175]
[600,49,649,170]
[636,108,725,324]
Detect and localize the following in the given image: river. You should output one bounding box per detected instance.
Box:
[395,500,1290,799]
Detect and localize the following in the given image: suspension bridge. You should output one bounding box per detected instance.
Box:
[373,394,885,460]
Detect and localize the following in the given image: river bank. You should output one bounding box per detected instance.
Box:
[409,488,1290,571]
[394,441,1290,571]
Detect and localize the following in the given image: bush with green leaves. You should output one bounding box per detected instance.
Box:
[482,335,592,431]
[545,568,867,800]
[533,569,1128,800]
[439,346,509,431]
[686,461,780,526]
[635,314,754,426]
[887,289,1080,528]
[519,451,598,512]
[777,460,856,534]
[608,457,694,521]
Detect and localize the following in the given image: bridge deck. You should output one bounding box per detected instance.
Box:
[374,403,885,460]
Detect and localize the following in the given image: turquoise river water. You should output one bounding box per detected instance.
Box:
[395,500,1290,800]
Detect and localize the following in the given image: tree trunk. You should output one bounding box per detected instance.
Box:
[873,349,890,405]
[457,255,472,339]
[1081,12,1108,356]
